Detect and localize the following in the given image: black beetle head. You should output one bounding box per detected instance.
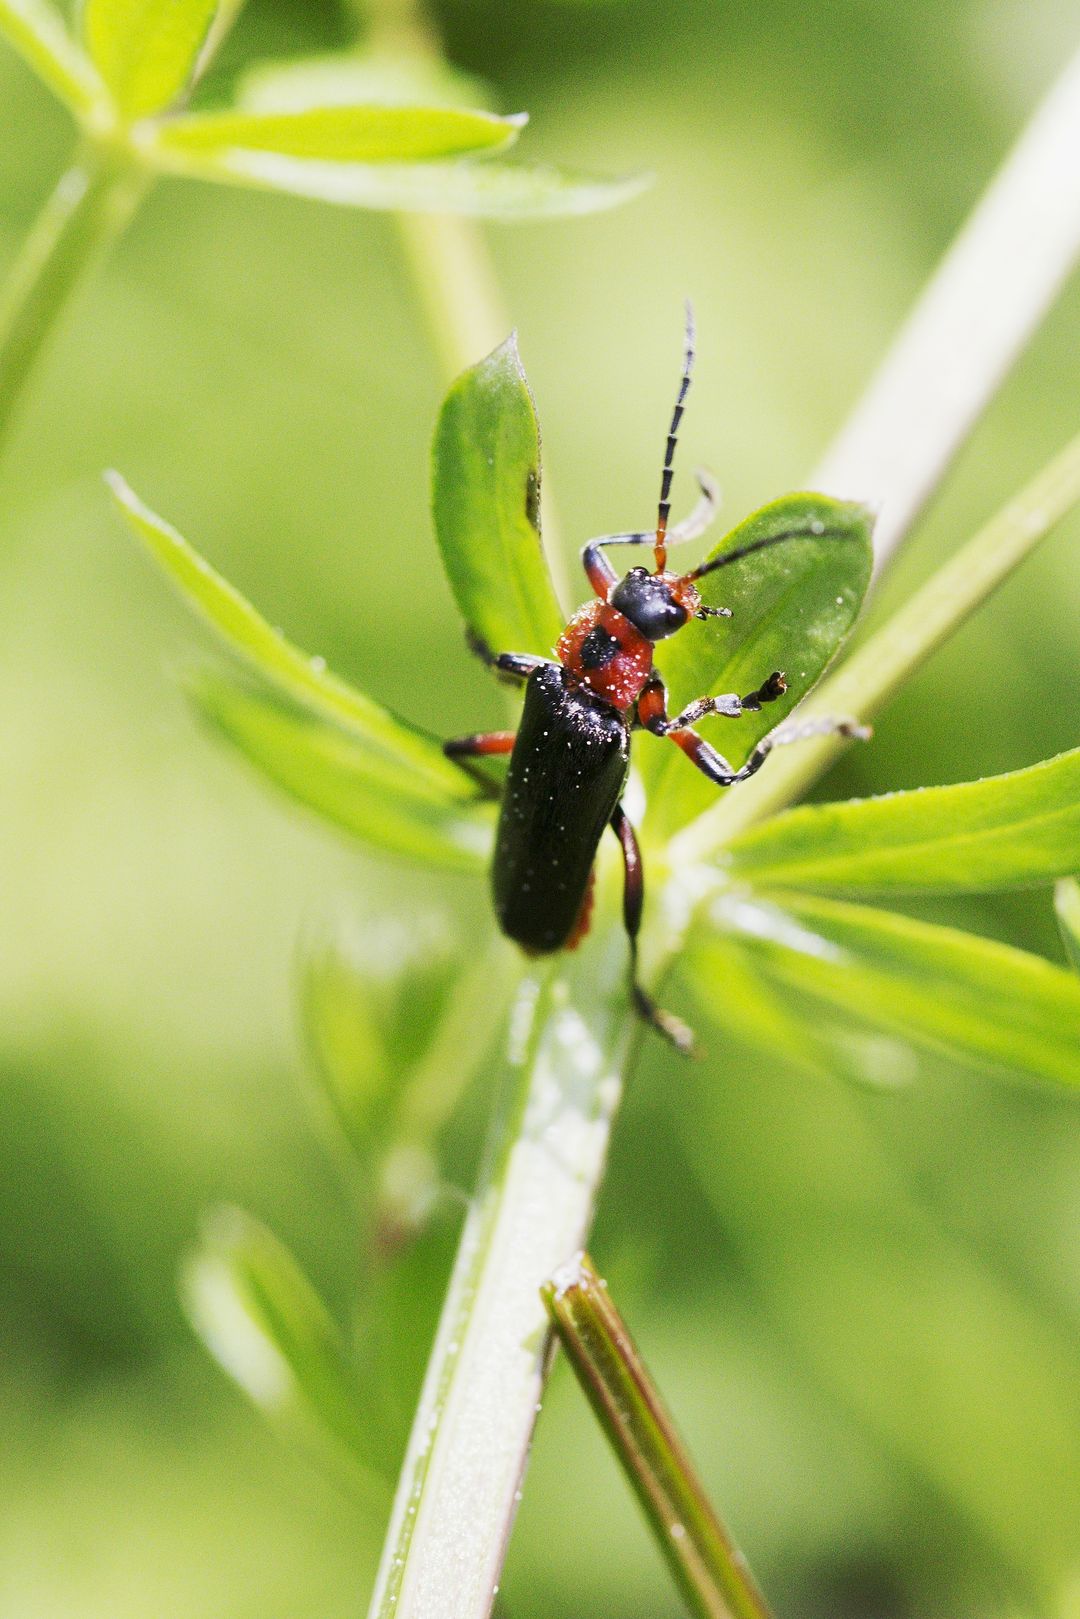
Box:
[610,567,696,641]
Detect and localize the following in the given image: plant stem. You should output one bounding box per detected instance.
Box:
[394,210,510,384]
[362,0,574,612]
[813,42,1080,572]
[671,426,1080,862]
[543,1252,773,1619]
[0,139,147,458]
[366,910,640,1619]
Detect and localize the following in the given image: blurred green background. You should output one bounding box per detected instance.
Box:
[2,0,1079,1614]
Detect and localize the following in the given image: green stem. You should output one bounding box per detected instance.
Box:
[0,139,147,458]
[543,1252,773,1619]
[366,885,641,1619]
[671,425,1080,863]
[363,0,573,612]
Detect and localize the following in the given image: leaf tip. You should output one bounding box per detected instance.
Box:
[103,466,132,504]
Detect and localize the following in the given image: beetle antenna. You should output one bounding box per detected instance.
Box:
[655,300,695,574]
[687,524,806,583]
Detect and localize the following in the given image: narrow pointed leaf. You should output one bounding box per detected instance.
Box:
[152,103,524,165]
[300,913,463,1159]
[1055,878,1080,973]
[83,0,220,118]
[433,334,564,658]
[191,669,492,870]
[146,142,647,218]
[723,747,1080,896]
[681,929,914,1087]
[108,471,468,796]
[182,1207,381,1487]
[696,890,1080,1088]
[648,494,873,833]
[0,0,104,110]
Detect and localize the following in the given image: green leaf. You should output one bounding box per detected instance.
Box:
[182,1206,382,1490]
[432,334,564,660]
[140,139,648,218]
[0,0,105,109]
[110,472,490,868]
[237,48,493,117]
[109,472,467,789]
[647,493,873,834]
[192,669,492,870]
[1055,877,1080,973]
[682,929,917,1088]
[723,746,1080,897]
[152,102,525,164]
[695,889,1080,1089]
[83,0,220,118]
[300,912,464,1160]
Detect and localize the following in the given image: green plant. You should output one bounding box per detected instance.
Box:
[112,302,1080,1613]
[0,0,640,456]
[62,13,1080,1614]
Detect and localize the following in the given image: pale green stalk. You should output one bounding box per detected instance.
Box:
[367,900,639,1619]
[814,41,1080,571]
[0,139,147,455]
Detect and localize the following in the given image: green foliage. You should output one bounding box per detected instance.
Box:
[191,671,491,869]
[152,103,525,164]
[182,154,648,218]
[82,0,219,117]
[238,48,494,116]
[649,493,873,831]
[109,472,489,869]
[301,913,464,1161]
[6,2,1080,1613]
[183,1206,380,1487]
[722,746,1080,895]
[0,0,104,110]
[695,890,1080,1088]
[432,333,564,657]
[1055,877,1080,972]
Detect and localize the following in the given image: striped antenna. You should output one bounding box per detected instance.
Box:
[655,300,695,572]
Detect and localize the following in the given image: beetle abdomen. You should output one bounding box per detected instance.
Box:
[493,663,629,954]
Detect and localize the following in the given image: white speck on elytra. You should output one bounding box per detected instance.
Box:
[670,1522,687,1541]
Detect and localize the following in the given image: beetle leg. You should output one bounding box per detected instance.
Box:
[661,670,787,730]
[581,469,721,597]
[638,673,867,787]
[710,714,872,786]
[610,804,696,1056]
[465,631,553,685]
[443,729,517,798]
[443,732,517,757]
[637,669,783,736]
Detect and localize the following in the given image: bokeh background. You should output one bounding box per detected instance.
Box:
[2,0,1079,1614]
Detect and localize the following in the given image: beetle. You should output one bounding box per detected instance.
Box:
[444,307,867,1052]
